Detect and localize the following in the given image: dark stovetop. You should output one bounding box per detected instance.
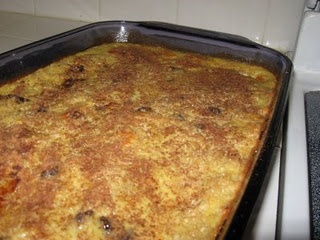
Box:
[305,91,320,240]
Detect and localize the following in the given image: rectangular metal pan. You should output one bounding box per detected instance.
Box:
[0,21,292,239]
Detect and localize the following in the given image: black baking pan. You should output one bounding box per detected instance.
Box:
[0,21,292,239]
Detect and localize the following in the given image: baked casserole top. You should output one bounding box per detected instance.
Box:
[0,43,278,240]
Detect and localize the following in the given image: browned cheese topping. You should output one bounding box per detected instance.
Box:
[0,43,278,239]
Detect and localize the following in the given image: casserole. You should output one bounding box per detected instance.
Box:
[0,21,292,239]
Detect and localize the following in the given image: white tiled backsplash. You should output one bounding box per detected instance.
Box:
[0,0,306,55]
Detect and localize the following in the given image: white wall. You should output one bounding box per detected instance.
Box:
[0,0,306,55]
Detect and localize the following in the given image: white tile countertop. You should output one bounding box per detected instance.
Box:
[0,11,89,53]
[0,0,306,56]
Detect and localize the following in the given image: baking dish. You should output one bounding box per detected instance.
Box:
[0,21,292,239]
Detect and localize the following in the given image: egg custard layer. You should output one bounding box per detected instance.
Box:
[0,43,278,240]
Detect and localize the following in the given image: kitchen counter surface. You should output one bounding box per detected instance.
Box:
[0,11,89,54]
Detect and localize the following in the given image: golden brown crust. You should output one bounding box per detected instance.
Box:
[0,43,277,239]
